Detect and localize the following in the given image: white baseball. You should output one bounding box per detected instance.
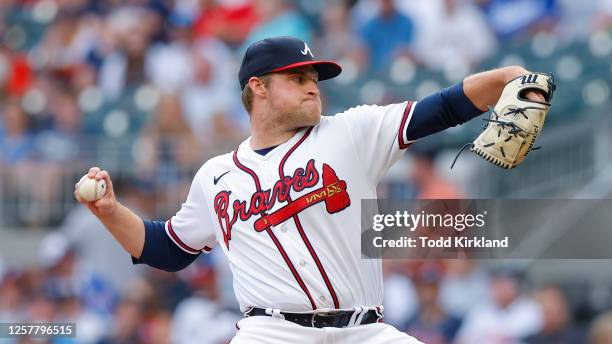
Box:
[78,175,107,202]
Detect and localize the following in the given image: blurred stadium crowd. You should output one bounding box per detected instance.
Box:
[1,0,612,343]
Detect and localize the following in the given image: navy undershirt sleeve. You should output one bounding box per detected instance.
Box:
[131,220,199,272]
[405,81,484,141]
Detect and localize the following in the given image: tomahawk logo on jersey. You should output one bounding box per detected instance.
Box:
[164,100,416,312]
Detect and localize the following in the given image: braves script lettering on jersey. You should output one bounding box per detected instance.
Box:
[165,101,416,312]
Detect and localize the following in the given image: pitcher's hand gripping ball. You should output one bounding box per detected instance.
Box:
[454,73,556,169]
[77,175,107,201]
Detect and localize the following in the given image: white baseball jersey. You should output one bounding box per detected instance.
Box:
[165,101,417,312]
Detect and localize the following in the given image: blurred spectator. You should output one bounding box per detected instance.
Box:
[593,0,612,31]
[0,98,38,225]
[589,311,612,344]
[146,11,196,93]
[455,268,543,343]
[35,88,81,160]
[39,232,116,318]
[0,47,32,97]
[315,0,366,72]
[35,12,101,85]
[148,310,173,344]
[98,5,155,99]
[525,284,586,343]
[475,0,560,41]
[0,272,24,322]
[358,0,415,71]
[97,293,146,344]
[135,93,202,208]
[53,293,107,344]
[554,0,599,41]
[242,0,312,50]
[439,259,491,318]
[2,76,84,225]
[171,259,240,343]
[403,262,462,344]
[26,293,56,323]
[98,277,172,344]
[193,0,259,45]
[382,261,419,329]
[23,88,82,225]
[180,38,245,141]
[1,264,110,343]
[0,97,35,164]
[206,110,250,156]
[410,148,464,200]
[412,0,497,72]
[394,0,444,36]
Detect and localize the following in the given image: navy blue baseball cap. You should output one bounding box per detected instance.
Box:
[239,36,342,90]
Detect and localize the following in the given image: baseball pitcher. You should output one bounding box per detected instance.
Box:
[75,36,554,343]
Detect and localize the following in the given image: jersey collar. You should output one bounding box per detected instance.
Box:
[239,127,310,162]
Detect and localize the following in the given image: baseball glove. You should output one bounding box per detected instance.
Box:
[452,72,556,169]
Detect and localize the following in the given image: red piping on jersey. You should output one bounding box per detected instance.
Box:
[167,218,212,253]
[233,149,318,310]
[264,227,318,309]
[398,101,414,149]
[232,150,262,191]
[279,127,341,310]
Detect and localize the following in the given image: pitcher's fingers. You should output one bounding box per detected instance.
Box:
[96,170,114,194]
[88,167,101,178]
[94,169,109,181]
[94,170,111,187]
[94,197,107,208]
[95,170,109,181]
